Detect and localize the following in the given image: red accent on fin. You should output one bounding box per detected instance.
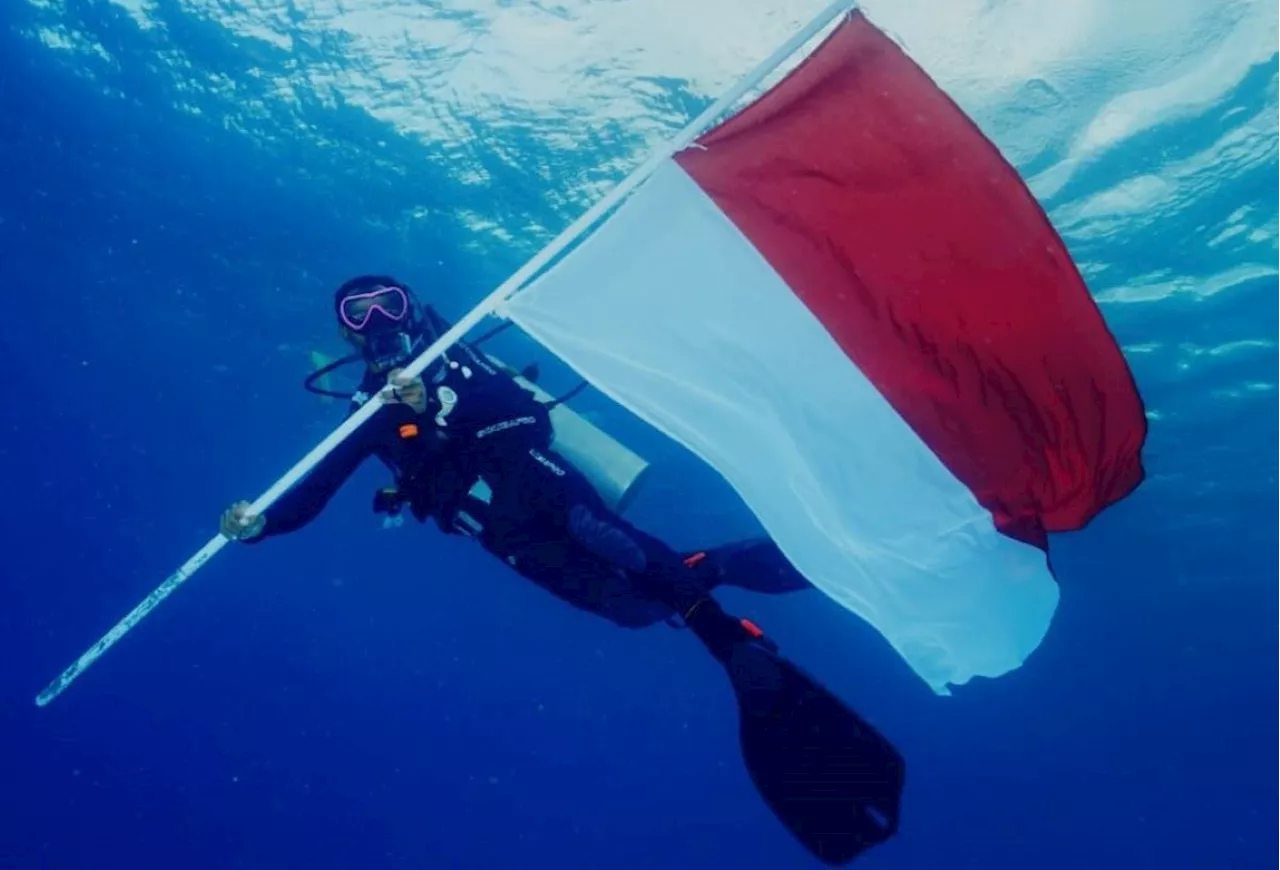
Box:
[682,551,707,569]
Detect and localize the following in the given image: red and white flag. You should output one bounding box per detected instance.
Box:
[505,11,1146,693]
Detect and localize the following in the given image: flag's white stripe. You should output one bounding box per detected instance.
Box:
[507,160,1058,693]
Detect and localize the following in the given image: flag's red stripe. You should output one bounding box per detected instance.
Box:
[675,11,1146,547]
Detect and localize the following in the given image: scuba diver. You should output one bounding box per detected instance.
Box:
[219,275,905,866]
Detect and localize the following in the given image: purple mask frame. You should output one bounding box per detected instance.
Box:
[338,285,410,332]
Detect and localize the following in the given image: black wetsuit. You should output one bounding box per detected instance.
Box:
[255,333,809,627]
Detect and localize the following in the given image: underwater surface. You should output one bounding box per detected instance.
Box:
[1,1,1276,868]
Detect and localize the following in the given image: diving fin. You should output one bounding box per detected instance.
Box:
[685,599,904,865]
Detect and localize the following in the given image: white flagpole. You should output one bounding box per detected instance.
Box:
[34,0,858,708]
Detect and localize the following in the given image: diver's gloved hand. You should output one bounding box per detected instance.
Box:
[382,368,428,414]
[220,500,266,541]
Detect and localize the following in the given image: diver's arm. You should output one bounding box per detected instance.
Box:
[235,421,381,541]
[259,429,375,538]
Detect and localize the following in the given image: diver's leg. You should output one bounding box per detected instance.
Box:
[473,427,782,623]
[682,539,813,595]
[479,440,706,606]
[504,451,785,614]
[476,439,905,863]
[474,442,684,628]
[480,443,650,568]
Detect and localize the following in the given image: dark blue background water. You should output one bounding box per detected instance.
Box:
[2,2,1276,868]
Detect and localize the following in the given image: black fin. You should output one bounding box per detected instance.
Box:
[687,602,904,865]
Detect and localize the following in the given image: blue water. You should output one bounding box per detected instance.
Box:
[2,1,1276,868]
